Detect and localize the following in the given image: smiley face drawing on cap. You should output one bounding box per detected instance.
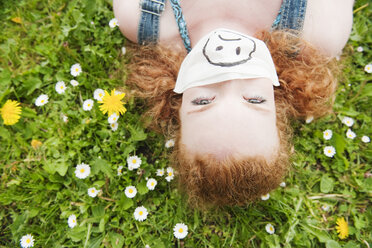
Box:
[202,30,256,67]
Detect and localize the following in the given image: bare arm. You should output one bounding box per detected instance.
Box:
[113,0,141,43]
[302,0,354,57]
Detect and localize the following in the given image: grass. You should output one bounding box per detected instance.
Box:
[0,0,371,247]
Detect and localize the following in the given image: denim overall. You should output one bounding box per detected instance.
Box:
[137,0,307,53]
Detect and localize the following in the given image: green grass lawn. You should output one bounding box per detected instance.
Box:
[0,0,371,247]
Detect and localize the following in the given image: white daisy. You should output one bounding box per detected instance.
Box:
[365,64,372,73]
[55,81,67,94]
[173,223,188,239]
[70,63,82,77]
[279,182,286,188]
[110,122,118,131]
[323,129,333,140]
[261,193,270,201]
[20,234,34,248]
[124,186,137,198]
[145,245,150,248]
[156,168,164,176]
[146,178,157,190]
[356,46,364,52]
[68,214,77,228]
[88,187,99,198]
[127,155,141,170]
[117,165,123,176]
[108,113,120,124]
[35,94,49,106]
[165,139,175,148]
[165,167,174,182]
[342,117,354,127]
[70,79,79,87]
[75,163,91,179]
[321,205,330,212]
[346,129,356,139]
[265,224,275,234]
[324,146,336,158]
[361,135,370,143]
[93,88,105,101]
[83,99,94,111]
[305,116,314,124]
[109,18,119,28]
[122,47,126,55]
[134,206,148,221]
[61,114,68,123]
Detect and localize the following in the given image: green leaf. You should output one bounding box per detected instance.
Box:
[353,215,366,229]
[331,133,346,158]
[325,240,341,248]
[43,159,69,176]
[21,107,37,118]
[363,177,372,191]
[118,195,133,210]
[320,175,334,193]
[300,224,331,243]
[91,157,114,178]
[128,124,147,142]
[87,235,103,248]
[92,204,105,218]
[99,218,105,232]
[82,0,97,19]
[359,83,372,98]
[22,76,42,96]
[43,161,56,174]
[122,144,135,158]
[9,212,28,234]
[0,69,12,98]
[0,126,10,140]
[344,241,360,248]
[137,180,149,195]
[109,232,125,248]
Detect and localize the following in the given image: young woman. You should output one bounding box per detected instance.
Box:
[113,0,354,207]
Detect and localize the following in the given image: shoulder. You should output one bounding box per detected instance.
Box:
[302,0,355,57]
[113,0,141,43]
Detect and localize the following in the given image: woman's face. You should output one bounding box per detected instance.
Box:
[180,78,279,160]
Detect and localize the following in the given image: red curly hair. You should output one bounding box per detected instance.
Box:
[123,30,338,207]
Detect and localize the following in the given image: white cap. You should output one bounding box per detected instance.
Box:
[174,28,279,93]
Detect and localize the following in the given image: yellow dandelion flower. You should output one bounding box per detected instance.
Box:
[335,217,349,239]
[1,100,22,125]
[98,89,126,116]
[31,139,42,149]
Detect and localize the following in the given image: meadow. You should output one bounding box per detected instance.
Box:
[0,0,371,247]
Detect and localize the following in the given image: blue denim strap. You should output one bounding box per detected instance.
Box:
[138,0,165,44]
[271,0,308,32]
[169,0,192,53]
